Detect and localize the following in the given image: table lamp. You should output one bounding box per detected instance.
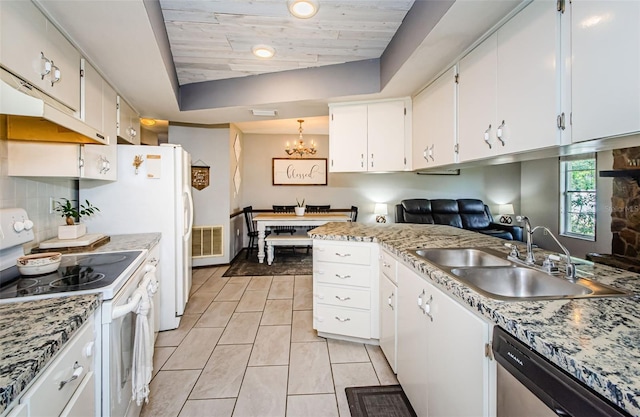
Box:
[498,204,515,224]
[374,203,388,223]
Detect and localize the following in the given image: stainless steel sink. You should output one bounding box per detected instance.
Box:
[409,248,513,267]
[408,247,632,301]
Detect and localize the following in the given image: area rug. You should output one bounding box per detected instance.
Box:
[223,248,312,276]
[346,385,417,417]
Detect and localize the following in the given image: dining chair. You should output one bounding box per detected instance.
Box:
[243,206,269,259]
[272,205,297,235]
[306,204,331,213]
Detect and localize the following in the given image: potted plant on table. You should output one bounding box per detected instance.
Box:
[54,198,100,239]
[295,198,306,216]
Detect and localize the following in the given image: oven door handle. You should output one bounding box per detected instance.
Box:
[111,266,157,320]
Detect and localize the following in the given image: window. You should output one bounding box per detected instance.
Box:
[560,154,596,240]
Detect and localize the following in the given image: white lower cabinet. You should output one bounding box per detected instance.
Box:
[379,248,398,373]
[396,261,494,417]
[313,240,379,341]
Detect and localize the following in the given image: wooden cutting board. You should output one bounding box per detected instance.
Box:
[32,234,110,253]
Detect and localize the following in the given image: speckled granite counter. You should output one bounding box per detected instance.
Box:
[309,222,640,416]
[0,295,100,415]
[0,233,161,415]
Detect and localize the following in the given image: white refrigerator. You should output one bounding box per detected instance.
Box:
[80,144,194,331]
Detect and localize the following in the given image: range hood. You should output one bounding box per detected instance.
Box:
[0,68,106,144]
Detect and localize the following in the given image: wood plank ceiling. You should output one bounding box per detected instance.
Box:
[159,0,415,85]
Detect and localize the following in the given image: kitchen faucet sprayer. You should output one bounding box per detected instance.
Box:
[530,226,577,281]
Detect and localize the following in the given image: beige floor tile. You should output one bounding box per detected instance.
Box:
[236,289,268,312]
[233,366,288,417]
[327,339,370,363]
[218,312,261,344]
[246,276,273,291]
[140,370,200,417]
[261,299,293,325]
[291,310,324,342]
[184,291,219,314]
[288,342,334,395]
[178,399,235,417]
[163,327,223,370]
[228,276,251,285]
[332,363,380,417]
[190,344,252,399]
[286,394,339,417]
[192,268,216,285]
[156,314,200,347]
[273,275,294,282]
[153,346,175,378]
[212,265,229,277]
[195,301,237,328]
[190,282,203,295]
[268,278,294,299]
[293,275,313,310]
[248,325,291,366]
[365,344,398,385]
[198,276,229,293]
[214,283,247,301]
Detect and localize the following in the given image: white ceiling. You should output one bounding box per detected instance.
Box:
[34,0,525,134]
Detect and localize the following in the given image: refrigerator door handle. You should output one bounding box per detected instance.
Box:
[183,190,194,240]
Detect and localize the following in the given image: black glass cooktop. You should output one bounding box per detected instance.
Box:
[0,251,142,300]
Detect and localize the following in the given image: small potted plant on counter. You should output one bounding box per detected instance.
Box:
[295,198,306,216]
[54,198,100,239]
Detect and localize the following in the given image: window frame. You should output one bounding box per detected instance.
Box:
[559,154,597,241]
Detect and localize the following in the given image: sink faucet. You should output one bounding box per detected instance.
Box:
[516,216,536,264]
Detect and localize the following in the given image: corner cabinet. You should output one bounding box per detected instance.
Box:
[412,67,457,170]
[457,1,568,163]
[312,240,379,342]
[117,96,140,145]
[0,0,80,112]
[570,1,640,142]
[329,99,411,173]
[396,261,494,417]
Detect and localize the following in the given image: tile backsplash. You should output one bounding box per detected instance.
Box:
[1,140,77,249]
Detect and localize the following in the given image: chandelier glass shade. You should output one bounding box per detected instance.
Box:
[285,119,317,157]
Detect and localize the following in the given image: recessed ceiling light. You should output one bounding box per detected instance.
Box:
[288,0,319,19]
[140,118,156,126]
[252,44,275,59]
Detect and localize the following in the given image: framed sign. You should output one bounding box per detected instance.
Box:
[191,162,210,190]
[272,158,327,186]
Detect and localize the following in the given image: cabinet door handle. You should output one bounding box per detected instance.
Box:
[50,64,61,86]
[423,144,435,161]
[40,52,51,80]
[335,295,351,302]
[388,292,394,309]
[484,124,492,149]
[417,289,425,308]
[496,120,506,146]
[335,252,351,257]
[423,295,434,321]
[335,274,351,279]
[58,362,83,390]
[335,316,351,322]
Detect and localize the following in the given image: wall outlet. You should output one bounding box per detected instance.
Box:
[236,229,240,236]
[49,197,56,214]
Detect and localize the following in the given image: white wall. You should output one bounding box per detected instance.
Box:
[169,125,232,265]
[520,152,613,258]
[0,140,76,251]
[242,133,522,223]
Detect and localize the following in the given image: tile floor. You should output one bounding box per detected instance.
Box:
[141,265,397,417]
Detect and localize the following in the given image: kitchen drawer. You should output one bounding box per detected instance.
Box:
[314,262,372,287]
[60,370,95,417]
[23,318,95,417]
[314,243,371,265]
[316,284,370,309]
[379,249,398,283]
[314,305,371,339]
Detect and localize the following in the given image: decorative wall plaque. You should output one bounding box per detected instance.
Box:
[191,161,210,190]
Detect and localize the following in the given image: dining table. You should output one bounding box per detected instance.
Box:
[253,212,352,263]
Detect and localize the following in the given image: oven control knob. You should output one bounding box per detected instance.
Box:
[83,341,94,358]
[13,221,24,232]
[23,220,34,230]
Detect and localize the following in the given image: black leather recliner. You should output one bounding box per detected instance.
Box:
[395,198,523,241]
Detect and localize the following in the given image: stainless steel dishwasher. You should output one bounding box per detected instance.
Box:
[492,326,631,417]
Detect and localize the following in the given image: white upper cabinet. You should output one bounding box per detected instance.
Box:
[412,67,457,169]
[329,99,411,173]
[570,1,640,142]
[117,96,140,145]
[0,0,80,111]
[458,1,566,162]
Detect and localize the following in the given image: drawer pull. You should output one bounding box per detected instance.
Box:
[58,362,83,390]
[335,295,351,302]
[335,316,351,322]
[388,292,394,309]
[335,252,351,257]
[335,274,351,279]
[382,261,390,268]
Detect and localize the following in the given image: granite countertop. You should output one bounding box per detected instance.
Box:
[0,233,161,415]
[309,222,640,416]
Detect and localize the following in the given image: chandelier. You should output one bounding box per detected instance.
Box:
[285,119,317,157]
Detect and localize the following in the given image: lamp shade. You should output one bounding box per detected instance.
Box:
[498,204,515,215]
[374,203,388,215]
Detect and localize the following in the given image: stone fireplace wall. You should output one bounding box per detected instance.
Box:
[611,146,640,258]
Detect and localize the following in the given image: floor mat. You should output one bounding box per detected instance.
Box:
[346,385,417,417]
[223,248,312,276]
